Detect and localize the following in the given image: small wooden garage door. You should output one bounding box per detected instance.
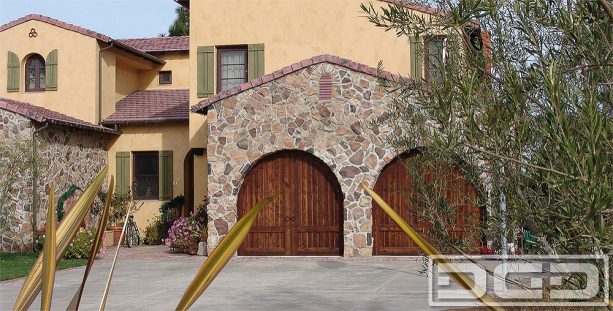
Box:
[238,151,343,256]
[373,154,481,255]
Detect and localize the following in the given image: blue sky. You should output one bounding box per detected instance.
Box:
[0,0,179,39]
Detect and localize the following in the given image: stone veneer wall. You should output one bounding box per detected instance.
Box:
[207,63,402,256]
[0,110,35,252]
[1,110,109,252]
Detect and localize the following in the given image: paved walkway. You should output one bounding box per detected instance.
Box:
[0,246,452,310]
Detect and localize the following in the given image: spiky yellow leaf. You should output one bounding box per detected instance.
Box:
[41,185,56,311]
[99,199,132,311]
[67,176,114,311]
[176,193,278,311]
[13,166,108,311]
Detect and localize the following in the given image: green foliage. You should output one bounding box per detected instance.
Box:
[160,194,184,239]
[362,0,612,257]
[36,227,96,259]
[143,216,164,245]
[55,185,81,221]
[160,195,184,224]
[0,138,45,232]
[109,188,140,226]
[168,6,189,36]
[0,252,86,281]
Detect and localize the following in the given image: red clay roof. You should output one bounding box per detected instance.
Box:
[0,14,112,42]
[192,54,408,113]
[116,36,189,53]
[0,97,119,134]
[103,89,189,125]
[0,14,165,64]
[379,0,442,15]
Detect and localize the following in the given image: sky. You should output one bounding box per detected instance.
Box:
[0,0,180,39]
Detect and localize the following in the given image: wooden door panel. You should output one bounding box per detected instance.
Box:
[373,154,481,255]
[238,151,342,256]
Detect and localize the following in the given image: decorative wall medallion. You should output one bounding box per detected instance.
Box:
[28,28,37,38]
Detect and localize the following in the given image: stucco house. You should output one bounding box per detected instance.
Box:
[1,0,488,256]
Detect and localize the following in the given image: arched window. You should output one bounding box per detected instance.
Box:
[25,54,45,92]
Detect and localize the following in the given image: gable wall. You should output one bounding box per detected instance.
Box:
[207,63,402,256]
[0,20,99,123]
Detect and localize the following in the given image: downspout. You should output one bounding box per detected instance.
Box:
[31,123,49,252]
[98,43,114,124]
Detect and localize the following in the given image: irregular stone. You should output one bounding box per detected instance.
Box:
[349,150,364,165]
[214,219,229,235]
[339,166,361,178]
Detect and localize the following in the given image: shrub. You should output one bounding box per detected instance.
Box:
[37,226,97,259]
[143,216,164,245]
[165,208,207,255]
[109,189,140,227]
[160,195,184,239]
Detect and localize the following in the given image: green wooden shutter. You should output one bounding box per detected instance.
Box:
[115,152,130,195]
[197,46,214,97]
[410,36,423,79]
[7,51,19,92]
[45,49,58,91]
[158,150,173,200]
[247,43,265,81]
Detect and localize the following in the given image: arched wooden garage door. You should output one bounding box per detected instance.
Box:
[238,150,343,256]
[372,153,481,255]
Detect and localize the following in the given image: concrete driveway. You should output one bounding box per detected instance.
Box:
[0,246,448,310]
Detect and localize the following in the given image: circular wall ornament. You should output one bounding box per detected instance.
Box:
[28,28,37,38]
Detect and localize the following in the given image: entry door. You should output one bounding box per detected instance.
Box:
[237,151,343,256]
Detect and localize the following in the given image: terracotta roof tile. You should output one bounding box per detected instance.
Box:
[115,36,189,53]
[0,14,112,42]
[0,97,119,134]
[0,14,165,64]
[103,89,189,125]
[379,0,442,15]
[192,54,410,113]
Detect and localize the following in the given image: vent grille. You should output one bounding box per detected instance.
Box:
[319,74,332,100]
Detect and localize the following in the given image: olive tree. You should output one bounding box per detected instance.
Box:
[361,0,612,258]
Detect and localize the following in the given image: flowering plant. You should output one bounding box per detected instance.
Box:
[37,226,99,259]
[165,208,207,255]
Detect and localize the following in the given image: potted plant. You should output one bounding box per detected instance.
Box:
[107,188,139,245]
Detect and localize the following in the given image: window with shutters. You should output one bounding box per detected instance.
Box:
[424,36,447,83]
[133,152,159,200]
[217,47,247,92]
[25,54,45,92]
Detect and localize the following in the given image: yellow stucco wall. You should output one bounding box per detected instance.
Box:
[188,0,430,106]
[0,20,99,123]
[107,123,190,230]
[115,60,139,102]
[138,52,189,90]
[187,0,432,201]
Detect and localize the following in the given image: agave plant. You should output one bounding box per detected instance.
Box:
[176,193,278,311]
[13,167,110,311]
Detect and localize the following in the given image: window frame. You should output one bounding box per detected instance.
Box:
[216,46,248,93]
[423,35,448,82]
[25,54,46,92]
[132,151,159,200]
[159,70,172,85]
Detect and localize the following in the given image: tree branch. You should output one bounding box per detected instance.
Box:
[597,0,613,21]
[463,143,587,182]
